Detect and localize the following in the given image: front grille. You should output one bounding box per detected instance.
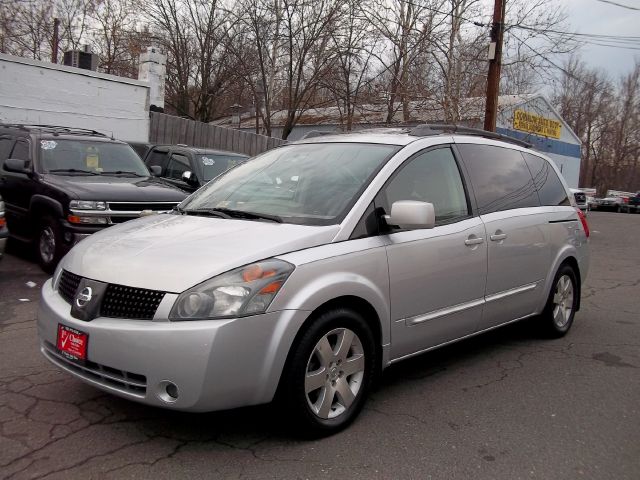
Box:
[59,270,82,303]
[43,341,146,396]
[58,270,165,320]
[107,202,179,212]
[574,192,586,203]
[101,284,165,320]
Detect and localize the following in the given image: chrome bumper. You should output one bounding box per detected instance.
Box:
[37,280,309,411]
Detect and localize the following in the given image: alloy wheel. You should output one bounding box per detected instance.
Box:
[552,274,574,328]
[39,226,55,264]
[305,328,365,420]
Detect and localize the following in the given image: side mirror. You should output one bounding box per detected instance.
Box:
[4,158,29,174]
[384,200,435,230]
[182,171,198,185]
[149,165,162,176]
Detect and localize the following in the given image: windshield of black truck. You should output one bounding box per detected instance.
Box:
[198,154,247,181]
[39,139,150,176]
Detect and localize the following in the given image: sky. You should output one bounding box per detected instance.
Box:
[554,0,639,78]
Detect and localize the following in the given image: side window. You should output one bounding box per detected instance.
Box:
[11,139,31,166]
[522,153,570,206]
[146,149,170,174]
[457,144,539,214]
[0,136,14,162]
[166,153,191,180]
[379,147,469,225]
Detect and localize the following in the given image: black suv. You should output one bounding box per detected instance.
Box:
[0,124,188,271]
[144,145,248,192]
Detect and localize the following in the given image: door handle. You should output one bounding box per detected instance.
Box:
[490,231,507,241]
[464,236,484,246]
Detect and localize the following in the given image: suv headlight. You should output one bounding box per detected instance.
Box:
[70,200,106,210]
[169,259,294,321]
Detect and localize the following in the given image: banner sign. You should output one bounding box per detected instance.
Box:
[513,109,562,139]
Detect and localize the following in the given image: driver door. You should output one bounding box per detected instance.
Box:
[380,146,488,360]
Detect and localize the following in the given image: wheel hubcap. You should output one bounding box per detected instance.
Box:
[39,226,55,264]
[305,328,365,419]
[552,274,574,328]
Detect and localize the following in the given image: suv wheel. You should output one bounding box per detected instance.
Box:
[37,216,63,273]
[279,308,375,437]
[540,265,578,337]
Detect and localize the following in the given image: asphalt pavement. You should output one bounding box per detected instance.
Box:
[0,211,638,479]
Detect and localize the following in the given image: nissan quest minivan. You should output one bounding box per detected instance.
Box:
[37,126,589,435]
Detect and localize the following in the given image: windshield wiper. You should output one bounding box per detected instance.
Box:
[182,208,232,219]
[100,170,146,177]
[208,207,282,223]
[48,168,100,175]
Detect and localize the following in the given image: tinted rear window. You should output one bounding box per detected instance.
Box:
[522,153,570,206]
[457,144,539,214]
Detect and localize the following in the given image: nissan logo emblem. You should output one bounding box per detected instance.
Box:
[75,286,93,308]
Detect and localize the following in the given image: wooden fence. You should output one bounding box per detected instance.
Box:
[149,113,285,156]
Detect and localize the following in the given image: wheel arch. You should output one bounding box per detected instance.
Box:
[274,294,385,402]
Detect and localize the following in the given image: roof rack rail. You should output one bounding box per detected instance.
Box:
[0,123,108,137]
[409,124,532,148]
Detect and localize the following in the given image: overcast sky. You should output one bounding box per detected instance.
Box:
[553,0,639,78]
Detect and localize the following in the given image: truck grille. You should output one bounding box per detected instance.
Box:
[573,192,586,203]
[42,341,147,396]
[58,270,165,320]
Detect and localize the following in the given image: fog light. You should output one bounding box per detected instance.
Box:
[157,380,179,403]
[166,382,179,399]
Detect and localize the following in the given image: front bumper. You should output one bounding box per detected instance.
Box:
[37,280,309,411]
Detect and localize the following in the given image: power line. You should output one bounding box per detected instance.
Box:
[594,0,640,11]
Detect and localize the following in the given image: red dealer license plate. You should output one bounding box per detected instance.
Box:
[56,324,88,361]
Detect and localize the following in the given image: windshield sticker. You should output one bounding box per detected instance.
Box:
[40,140,57,150]
[202,156,215,166]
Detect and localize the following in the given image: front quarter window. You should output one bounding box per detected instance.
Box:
[180,143,400,225]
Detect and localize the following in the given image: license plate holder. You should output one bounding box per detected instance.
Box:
[56,324,88,362]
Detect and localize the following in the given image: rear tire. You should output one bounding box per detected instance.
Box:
[540,265,578,338]
[278,308,376,437]
[36,216,64,274]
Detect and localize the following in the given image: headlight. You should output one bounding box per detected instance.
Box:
[169,259,294,321]
[70,200,106,210]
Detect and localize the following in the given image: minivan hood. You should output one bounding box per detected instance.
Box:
[42,174,187,202]
[63,214,340,292]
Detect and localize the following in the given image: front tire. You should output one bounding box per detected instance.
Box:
[540,265,578,337]
[36,216,64,273]
[278,308,376,437]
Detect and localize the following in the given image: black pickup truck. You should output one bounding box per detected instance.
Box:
[621,192,640,213]
[0,124,188,271]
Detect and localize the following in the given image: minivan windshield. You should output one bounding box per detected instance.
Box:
[39,139,150,176]
[181,143,400,225]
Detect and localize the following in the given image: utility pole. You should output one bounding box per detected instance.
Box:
[51,18,60,64]
[483,0,505,132]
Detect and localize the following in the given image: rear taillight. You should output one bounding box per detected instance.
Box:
[623,197,629,204]
[0,217,5,227]
[576,208,589,238]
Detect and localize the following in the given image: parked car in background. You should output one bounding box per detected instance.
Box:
[127,141,153,159]
[0,194,7,260]
[38,125,589,436]
[570,188,588,214]
[620,192,640,213]
[0,124,188,272]
[592,196,624,212]
[144,144,249,192]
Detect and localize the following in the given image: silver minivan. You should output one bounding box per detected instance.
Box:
[38,126,590,435]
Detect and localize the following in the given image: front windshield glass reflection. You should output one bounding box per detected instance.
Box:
[181,143,400,225]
